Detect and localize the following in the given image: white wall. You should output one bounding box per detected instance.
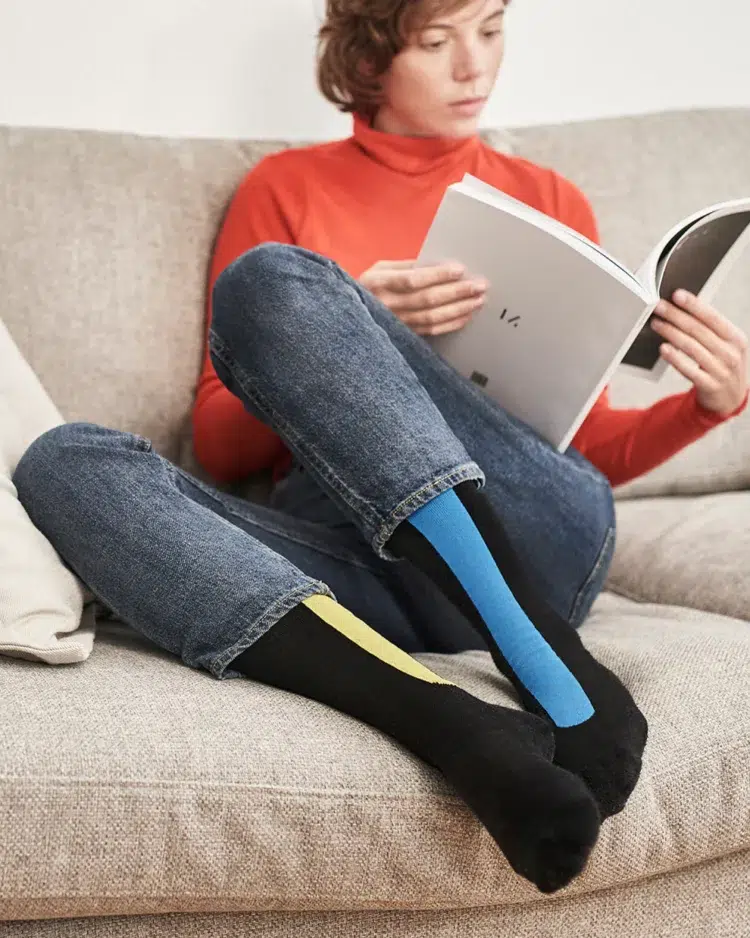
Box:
[1,0,748,140]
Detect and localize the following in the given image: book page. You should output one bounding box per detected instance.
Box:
[635,196,750,294]
[459,174,641,286]
[418,186,650,450]
[621,205,750,372]
[656,210,750,298]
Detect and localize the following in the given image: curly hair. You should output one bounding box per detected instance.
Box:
[317,0,509,122]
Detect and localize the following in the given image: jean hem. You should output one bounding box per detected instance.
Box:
[209,579,336,680]
[372,462,486,561]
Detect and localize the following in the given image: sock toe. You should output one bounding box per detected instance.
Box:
[554,704,648,819]
[505,768,600,893]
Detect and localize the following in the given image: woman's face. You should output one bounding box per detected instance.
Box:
[374,0,507,137]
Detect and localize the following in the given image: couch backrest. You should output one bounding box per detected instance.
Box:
[0,128,294,464]
[1,109,748,494]
[0,124,508,476]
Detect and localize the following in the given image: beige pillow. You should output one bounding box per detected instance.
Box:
[0,319,94,664]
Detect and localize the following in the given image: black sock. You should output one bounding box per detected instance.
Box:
[386,481,647,819]
[230,594,600,893]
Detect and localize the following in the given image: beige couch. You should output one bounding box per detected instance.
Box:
[1,108,749,937]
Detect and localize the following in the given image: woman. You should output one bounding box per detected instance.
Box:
[13,0,748,895]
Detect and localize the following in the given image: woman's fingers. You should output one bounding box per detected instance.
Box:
[386,262,467,294]
[401,295,486,334]
[419,313,475,337]
[358,258,488,337]
[390,276,488,313]
[362,261,464,297]
[651,317,731,380]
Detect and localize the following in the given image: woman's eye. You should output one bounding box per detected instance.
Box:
[422,40,447,50]
[482,29,503,39]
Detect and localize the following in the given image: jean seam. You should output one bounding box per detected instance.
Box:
[209,329,385,532]
[568,520,616,626]
[373,462,486,560]
[211,579,336,680]
[170,464,392,577]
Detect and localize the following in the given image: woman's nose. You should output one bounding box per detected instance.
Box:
[452,46,483,83]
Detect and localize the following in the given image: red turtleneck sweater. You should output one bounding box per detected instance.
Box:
[193,115,747,487]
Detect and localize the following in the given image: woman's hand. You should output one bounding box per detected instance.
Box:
[359,259,488,336]
[651,289,749,415]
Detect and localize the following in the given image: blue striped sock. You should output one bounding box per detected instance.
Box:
[407,489,594,728]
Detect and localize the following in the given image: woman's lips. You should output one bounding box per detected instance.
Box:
[449,97,487,116]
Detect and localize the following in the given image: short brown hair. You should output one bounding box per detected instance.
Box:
[317,0,506,122]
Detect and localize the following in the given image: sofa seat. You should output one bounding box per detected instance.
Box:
[1,591,747,926]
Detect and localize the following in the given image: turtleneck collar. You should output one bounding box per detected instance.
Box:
[352,113,480,177]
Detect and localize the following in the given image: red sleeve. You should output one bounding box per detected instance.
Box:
[192,157,293,483]
[551,172,749,487]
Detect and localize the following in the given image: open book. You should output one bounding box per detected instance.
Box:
[417,174,750,452]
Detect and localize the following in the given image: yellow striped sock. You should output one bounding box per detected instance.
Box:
[302,594,454,686]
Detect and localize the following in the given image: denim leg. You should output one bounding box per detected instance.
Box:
[332,278,617,628]
[213,244,614,629]
[209,244,484,561]
[269,462,488,654]
[12,422,438,678]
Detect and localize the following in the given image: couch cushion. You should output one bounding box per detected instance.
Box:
[0,851,746,937]
[606,491,750,621]
[511,108,750,498]
[1,591,747,921]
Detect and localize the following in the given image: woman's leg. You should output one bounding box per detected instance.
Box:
[13,422,600,893]
[264,276,614,632]
[269,461,487,654]
[334,271,617,630]
[208,243,646,819]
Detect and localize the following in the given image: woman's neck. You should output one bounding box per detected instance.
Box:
[352,112,480,177]
[372,109,446,138]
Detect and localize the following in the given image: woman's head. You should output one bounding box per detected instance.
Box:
[317,0,510,137]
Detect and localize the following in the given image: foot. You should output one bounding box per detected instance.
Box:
[387,481,648,819]
[234,601,601,893]
[542,653,648,818]
[422,686,601,893]
[452,481,648,819]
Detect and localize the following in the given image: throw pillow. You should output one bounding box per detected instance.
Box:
[0,318,94,664]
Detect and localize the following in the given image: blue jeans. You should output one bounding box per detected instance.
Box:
[13,244,616,681]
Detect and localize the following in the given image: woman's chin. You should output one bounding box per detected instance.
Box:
[377,110,481,138]
[439,114,482,137]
